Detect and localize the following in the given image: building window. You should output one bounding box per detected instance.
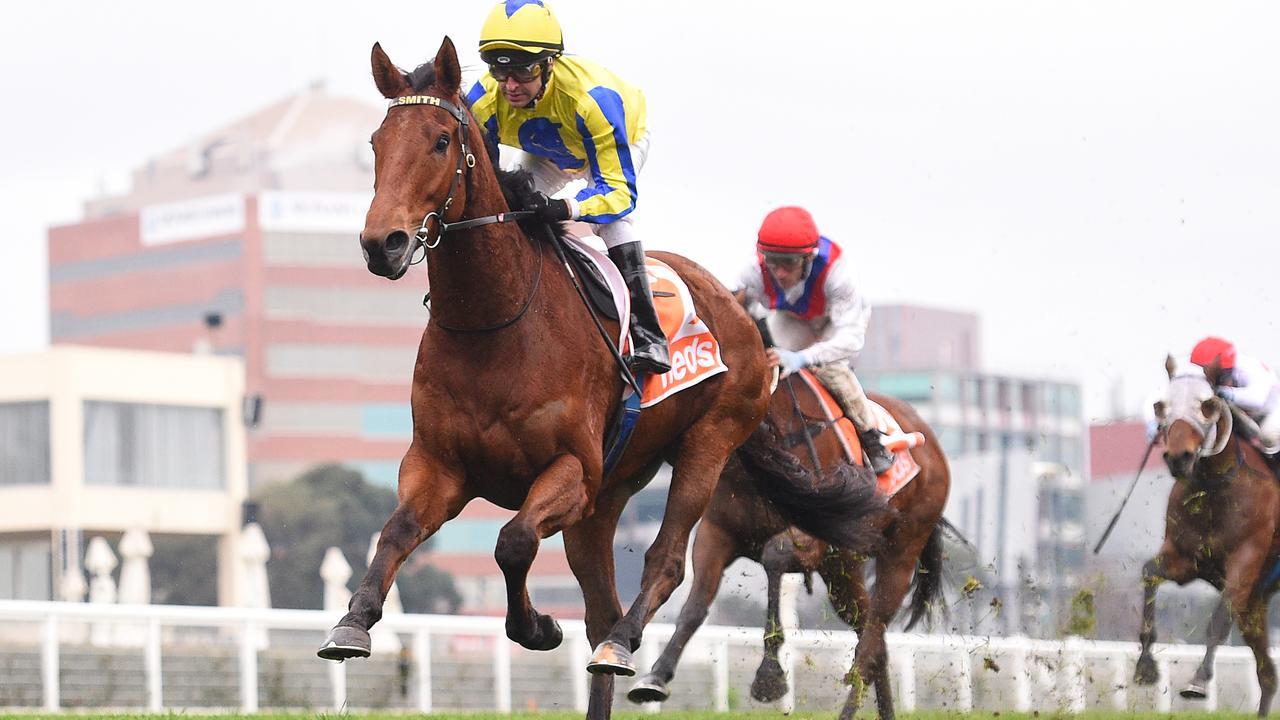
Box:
[0,537,52,600]
[0,401,50,486]
[83,401,224,489]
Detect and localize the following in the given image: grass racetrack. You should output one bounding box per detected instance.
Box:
[0,707,1259,712]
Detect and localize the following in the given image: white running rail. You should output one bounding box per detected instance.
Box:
[0,599,1261,714]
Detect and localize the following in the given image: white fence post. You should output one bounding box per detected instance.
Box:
[41,614,59,712]
[1063,636,1086,714]
[328,655,346,710]
[1109,652,1128,710]
[570,631,588,712]
[239,619,258,713]
[415,628,433,713]
[1155,655,1173,712]
[493,631,511,713]
[713,639,730,712]
[778,574,800,715]
[145,618,162,711]
[896,644,917,711]
[1008,638,1031,712]
[954,643,973,712]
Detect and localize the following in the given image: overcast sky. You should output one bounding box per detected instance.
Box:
[2,1,1277,421]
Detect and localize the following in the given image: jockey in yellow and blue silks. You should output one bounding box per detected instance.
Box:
[466,0,669,375]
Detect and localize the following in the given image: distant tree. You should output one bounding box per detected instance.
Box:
[253,463,459,612]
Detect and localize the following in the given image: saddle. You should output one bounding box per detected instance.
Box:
[559,240,618,322]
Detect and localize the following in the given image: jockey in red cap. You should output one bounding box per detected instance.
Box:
[1191,336,1280,457]
[732,206,894,475]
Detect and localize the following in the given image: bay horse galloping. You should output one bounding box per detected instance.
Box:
[628,375,950,720]
[317,38,781,718]
[1134,355,1280,716]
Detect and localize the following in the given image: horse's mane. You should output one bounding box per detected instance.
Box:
[736,421,891,556]
[404,61,570,246]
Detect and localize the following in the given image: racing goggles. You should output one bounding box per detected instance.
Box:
[762,253,808,270]
[489,62,544,83]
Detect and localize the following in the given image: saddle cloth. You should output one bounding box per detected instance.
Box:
[562,235,728,408]
[794,369,925,498]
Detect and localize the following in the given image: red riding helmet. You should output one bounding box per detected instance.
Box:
[756,206,820,255]
[1191,336,1236,370]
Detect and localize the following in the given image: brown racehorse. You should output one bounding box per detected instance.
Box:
[1134,355,1280,717]
[628,376,950,720]
[316,38,787,719]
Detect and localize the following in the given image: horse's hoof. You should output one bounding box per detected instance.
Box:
[1180,682,1209,700]
[587,640,636,676]
[516,613,563,652]
[317,624,371,661]
[1133,655,1159,686]
[751,660,788,703]
[627,674,671,703]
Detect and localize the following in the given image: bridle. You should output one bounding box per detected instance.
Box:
[384,94,543,333]
[1165,375,1233,458]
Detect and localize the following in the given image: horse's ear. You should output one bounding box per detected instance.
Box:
[372,42,409,99]
[1153,400,1168,423]
[1165,354,1177,379]
[1201,397,1222,421]
[433,36,463,96]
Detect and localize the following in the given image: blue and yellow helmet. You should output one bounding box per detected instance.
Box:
[479,0,564,65]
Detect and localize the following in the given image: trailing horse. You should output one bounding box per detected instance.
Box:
[315,38,819,720]
[627,374,950,720]
[1134,355,1280,717]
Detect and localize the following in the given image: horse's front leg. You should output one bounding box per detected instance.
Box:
[1182,596,1232,699]
[319,451,467,660]
[564,487,629,720]
[590,432,738,675]
[628,519,737,704]
[1134,546,1195,685]
[496,453,590,651]
[752,530,821,703]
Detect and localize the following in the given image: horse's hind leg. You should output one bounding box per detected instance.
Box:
[628,519,737,704]
[1224,548,1276,716]
[1182,596,1232,699]
[590,433,740,674]
[840,527,930,720]
[319,454,467,660]
[496,453,590,651]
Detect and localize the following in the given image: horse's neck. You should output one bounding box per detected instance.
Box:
[424,172,541,331]
[1196,435,1242,486]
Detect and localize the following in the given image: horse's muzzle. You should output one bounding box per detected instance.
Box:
[360,229,413,280]
[1164,450,1196,479]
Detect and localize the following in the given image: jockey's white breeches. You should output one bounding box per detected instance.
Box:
[502,131,651,250]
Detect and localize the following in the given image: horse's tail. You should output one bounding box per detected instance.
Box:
[903,523,947,631]
[736,425,890,556]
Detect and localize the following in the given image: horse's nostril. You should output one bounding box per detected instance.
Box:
[384,230,410,256]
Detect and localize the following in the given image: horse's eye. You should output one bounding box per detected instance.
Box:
[434,134,450,153]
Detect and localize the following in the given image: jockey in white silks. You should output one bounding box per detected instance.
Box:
[732,206,894,475]
[1190,336,1280,457]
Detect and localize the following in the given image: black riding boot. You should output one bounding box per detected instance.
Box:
[608,243,671,375]
[858,427,895,475]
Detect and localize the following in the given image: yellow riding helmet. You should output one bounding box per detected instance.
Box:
[479,0,564,59]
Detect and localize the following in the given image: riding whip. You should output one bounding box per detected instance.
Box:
[1092,434,1159,555]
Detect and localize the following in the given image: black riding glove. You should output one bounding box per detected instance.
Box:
[525,191,573,222]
